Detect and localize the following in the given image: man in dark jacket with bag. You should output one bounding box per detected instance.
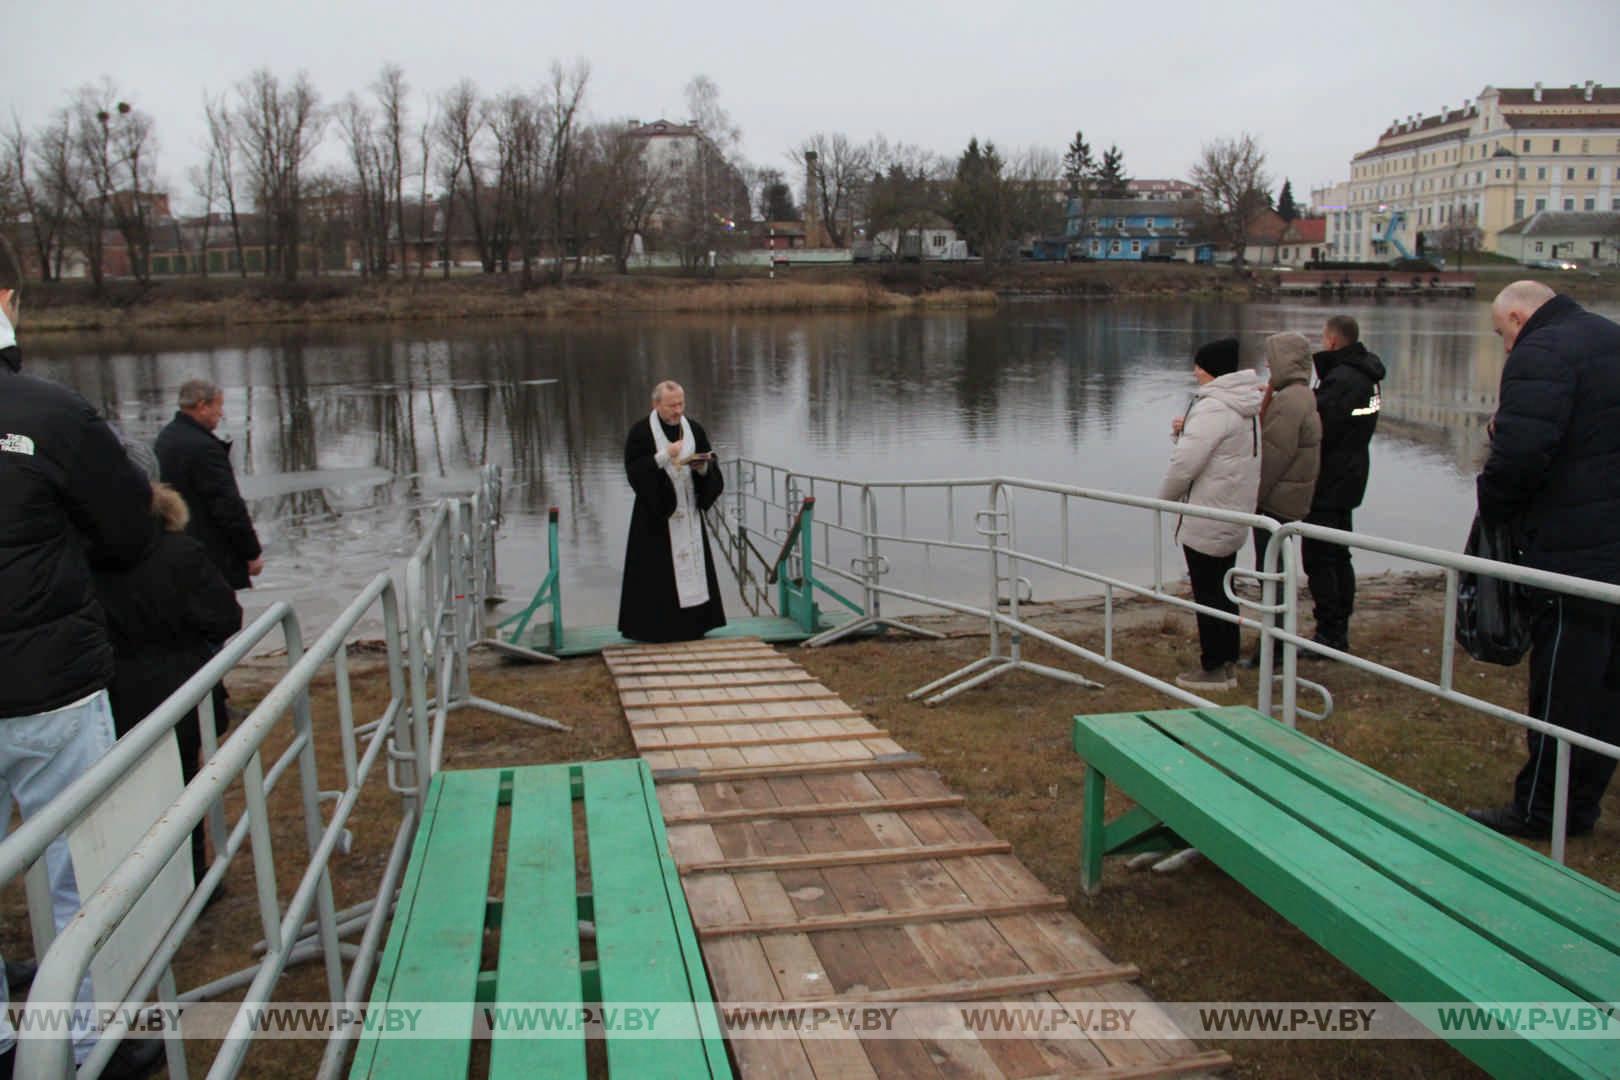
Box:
[0,235,164,1077]
[1467,281,1620,839]
[1303,315,1385,654]
[155,379,263,589]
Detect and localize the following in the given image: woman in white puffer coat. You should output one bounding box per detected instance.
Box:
[1158,337,1265,691]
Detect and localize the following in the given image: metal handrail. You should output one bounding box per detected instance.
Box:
[716,456,1620,865]
[16,573,409,1078]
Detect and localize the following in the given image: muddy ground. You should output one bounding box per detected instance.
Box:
[4,572,1613,1078]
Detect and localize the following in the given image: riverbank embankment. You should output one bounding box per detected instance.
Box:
[24,262,1258,333]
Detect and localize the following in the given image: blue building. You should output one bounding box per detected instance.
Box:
[1063,195,1199,261]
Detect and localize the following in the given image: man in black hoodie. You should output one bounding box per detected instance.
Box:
[0,236,164,1077]
[1467,281,1620,839]
[1302,314,1386,654]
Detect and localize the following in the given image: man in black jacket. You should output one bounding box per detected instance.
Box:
[0,235,163,1077]
[155,379,263,589]
[1467,281,1620,839]
[1302,314,1385,653]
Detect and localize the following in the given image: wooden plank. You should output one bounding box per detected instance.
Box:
[627,761,734,1078]
[1015,1049,1235,1079]
[664,794,965,826]
[823,965,1140,1004]
[617,671,819,690]
[1073,711,1611,1080]
[630,709,868,730]
[680,841,1013,875]
[1153,708,1620,1006]
[488,766,586,1080]
[639,729,891,753]
[356,770,499,1079]
[609,660,797,676]
[348,773,448,1080]
[699,897,1068,939]
[583,760,725,1078]
[619,688,844,708]
[654,756,922,785]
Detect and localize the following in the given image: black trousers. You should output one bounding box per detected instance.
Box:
[1184,545,1239,670]
[1303,507,1355,646]
[1513,597,1620,831]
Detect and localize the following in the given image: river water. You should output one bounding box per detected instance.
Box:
[31,297,1610,640]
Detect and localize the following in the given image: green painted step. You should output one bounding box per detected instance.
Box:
[517,613,860,658]
[351,761,732,1079]
[1073,707,1620,1080]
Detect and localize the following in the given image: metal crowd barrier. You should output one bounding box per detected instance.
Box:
[0,464,553,1077]
[717,457,1620,866]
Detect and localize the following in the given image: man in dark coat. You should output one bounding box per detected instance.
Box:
[1467,281,1620,839]
[1302,314,1385,653]
[617,380,727,642]
[0,235,164,1077]
[155,379,263,590]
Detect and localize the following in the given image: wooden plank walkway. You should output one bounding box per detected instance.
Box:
[605,637,1231,1079]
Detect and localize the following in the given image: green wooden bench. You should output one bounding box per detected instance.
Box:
[350,760,732,1079]
[1073,705,1620,1080]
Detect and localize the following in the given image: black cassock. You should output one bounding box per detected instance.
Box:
[616,416,727,643]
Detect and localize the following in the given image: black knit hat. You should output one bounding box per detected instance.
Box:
[1194,337,1241,378]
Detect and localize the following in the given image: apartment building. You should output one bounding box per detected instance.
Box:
[1323,81,1620,263]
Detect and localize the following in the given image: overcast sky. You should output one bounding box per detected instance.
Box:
[6,0,1617,212]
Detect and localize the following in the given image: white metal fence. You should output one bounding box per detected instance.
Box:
[718,457,1620,864]
[0,465,547,1078]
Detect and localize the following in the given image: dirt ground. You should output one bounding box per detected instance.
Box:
[3,572,1613,1078]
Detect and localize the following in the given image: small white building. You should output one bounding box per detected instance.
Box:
[1495,211,1620,265]
[871,215,968,261]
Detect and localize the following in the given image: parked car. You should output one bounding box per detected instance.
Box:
[1526,258,1580,271]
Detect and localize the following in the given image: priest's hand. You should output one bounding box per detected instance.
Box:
[667,438,685,462]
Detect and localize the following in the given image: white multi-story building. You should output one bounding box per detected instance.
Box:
[1325,81,1620,263]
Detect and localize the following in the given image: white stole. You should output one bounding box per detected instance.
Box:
[649,411,711,609]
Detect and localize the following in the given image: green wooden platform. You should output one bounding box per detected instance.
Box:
[514,613,854,658]
[349,760,732,1079]
[1073,705,1620,1080]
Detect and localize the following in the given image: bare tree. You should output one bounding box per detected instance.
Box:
[433,80,483,278]
[337,94,385,276]
[1190,133,1272,265]
[540,59,589,283]
[187,156,218,276]
[488,91,544,285]
[37,109,103,287]
[4,117,62,281]
[236,68,324,281]
[659,75,749,267]
[790,132,871,248]
[580,120,667,273]
[372,64,410,276]
[1432,205,1483,268]
[203,93,248,277]
[71,82,159,282]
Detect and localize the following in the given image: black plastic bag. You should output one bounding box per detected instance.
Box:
[1455,514,1531,665]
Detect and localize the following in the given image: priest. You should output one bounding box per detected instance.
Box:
[617,380,728,642]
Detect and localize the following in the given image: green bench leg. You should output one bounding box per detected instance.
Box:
[1082,764,1106,894]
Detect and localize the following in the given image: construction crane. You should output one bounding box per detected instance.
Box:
[1369,205,1413,262]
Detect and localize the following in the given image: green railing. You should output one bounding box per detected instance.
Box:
[498,506,562,652]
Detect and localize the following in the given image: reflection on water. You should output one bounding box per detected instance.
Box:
[31,298,1612,637]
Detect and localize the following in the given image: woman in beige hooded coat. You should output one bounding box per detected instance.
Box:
[1241,331,1323,669]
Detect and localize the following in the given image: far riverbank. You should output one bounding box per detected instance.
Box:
[26,259,1619,335]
